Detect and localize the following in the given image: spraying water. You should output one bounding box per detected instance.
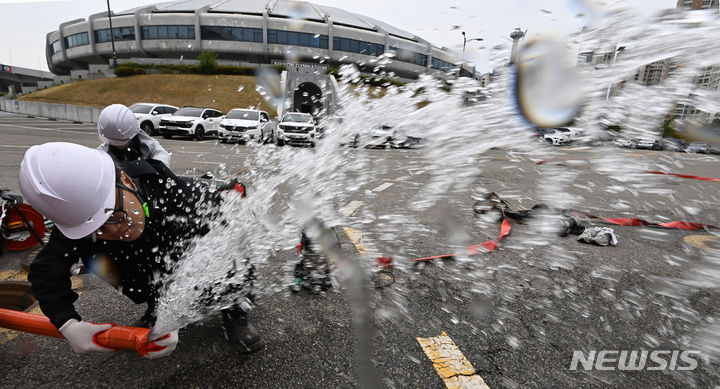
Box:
[152,1,720,385]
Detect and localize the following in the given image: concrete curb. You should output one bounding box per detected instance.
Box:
[0,99,101,123]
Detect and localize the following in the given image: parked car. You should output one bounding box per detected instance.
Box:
[635,138,663,150]
[276,112,317,146]
[128,103,178,136]
[614,138,637,149]
[350,124,423,149]
[541,127,579,145]
[661,137,687,152]
[158,106,223,140]
[218,109,274,144]
[685,142,709,154]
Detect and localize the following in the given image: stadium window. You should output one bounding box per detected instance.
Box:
[201,26,262,42]
[299,32,309,47]
[287,31,299,45]
[122,27,134,40]
[242,28,253,42]
[64,32,89,48]
[167,25,178,39]
[141,25,194,40]
[266,29,328,48]
[51,40,62,54]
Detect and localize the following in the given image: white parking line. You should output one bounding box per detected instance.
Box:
[0,144,30,149]
[395,176,409,182]
[0,123,93,135]
[340,200,364,217]
[372,182,394,192]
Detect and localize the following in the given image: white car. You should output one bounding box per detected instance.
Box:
[349,124,423,149]
[218,109,274,144]
[128,103,178,136]
[276,112,317,146]
[158,106,223,141]
[542,127,579,145]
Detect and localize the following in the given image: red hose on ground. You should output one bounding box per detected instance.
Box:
[0,308,153,353]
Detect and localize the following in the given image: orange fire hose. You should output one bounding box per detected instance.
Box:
[0,308,153,353]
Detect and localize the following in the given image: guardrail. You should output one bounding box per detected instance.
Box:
[0,100,101,123]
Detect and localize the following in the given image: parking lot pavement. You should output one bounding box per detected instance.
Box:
[1,115,720,387]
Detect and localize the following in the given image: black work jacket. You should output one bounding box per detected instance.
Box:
[28,160,221,329]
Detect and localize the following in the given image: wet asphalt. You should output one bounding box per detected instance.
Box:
[1,113,719,388]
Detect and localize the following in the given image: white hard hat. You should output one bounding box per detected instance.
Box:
[19,142,117,239]
[98,104,140,146]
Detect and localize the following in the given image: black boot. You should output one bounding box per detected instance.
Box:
[222,304,261,353]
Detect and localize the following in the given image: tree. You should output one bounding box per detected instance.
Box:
[198,50,218,74]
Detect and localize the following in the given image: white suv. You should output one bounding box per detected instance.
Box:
[542,127,579,145]
[218,109,274,144]
[276,112,317,146]
[128,103,178,136]
[158,106,223,141]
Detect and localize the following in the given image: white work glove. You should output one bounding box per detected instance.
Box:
[142,330,179,359]
[58,319,115,354]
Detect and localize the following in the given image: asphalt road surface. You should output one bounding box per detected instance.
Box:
[1,113,720,388]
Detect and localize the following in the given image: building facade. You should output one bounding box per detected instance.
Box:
[45,0,459,80]
[676,0,719,10]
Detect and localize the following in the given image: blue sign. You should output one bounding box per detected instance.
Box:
[0,64,11,73]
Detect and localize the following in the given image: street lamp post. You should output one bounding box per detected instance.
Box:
[461,31,483,77]
[106,0,118,68]
[605,46,625,100]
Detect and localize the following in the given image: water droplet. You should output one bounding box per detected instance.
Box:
[515,36,583,127]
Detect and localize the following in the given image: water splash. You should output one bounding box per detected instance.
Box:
[151,1,720,385]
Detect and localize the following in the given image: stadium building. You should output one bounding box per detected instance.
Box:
[46,0,462,79]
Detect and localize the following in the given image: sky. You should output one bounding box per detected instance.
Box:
[0,0,677,73]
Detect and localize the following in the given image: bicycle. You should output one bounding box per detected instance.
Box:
[0,187,46,255]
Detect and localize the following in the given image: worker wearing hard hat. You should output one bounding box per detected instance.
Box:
[97,104,172,167]
[19,142,259,359]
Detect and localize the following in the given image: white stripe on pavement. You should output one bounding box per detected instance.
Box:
[0,144,31,149]
[340,200,364,217]
[372,182,394,192]
[0,123,94,135]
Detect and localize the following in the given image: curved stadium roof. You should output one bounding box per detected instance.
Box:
[46,0,460,77]
[116,0,420,41]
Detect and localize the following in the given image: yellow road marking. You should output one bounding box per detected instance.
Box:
[344,227,366,255]
[417,331,490,389]
[0,269,28,282]
[684,235,719,251]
